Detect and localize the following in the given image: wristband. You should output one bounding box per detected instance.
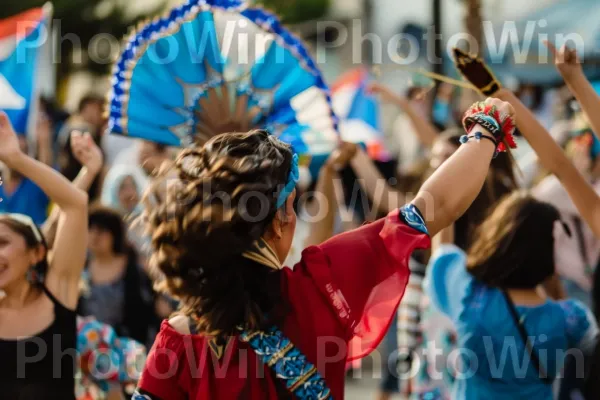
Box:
[463,114,501,137]
[462,107,517,154]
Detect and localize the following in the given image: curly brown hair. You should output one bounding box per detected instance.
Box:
[142,130,294,338]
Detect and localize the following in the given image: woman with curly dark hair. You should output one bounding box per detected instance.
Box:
[133,98,516,400]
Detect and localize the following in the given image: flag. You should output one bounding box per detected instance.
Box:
[332,67,392,161]
[0,5,51,136]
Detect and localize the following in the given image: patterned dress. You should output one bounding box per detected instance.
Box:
[75,316,147,400]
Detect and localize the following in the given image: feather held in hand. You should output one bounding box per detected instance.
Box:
[453,48,502,96]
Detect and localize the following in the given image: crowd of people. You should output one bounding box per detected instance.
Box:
[2,39,600,400]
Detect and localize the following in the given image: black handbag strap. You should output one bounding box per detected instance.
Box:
[502,291,554,385]
[573,216,593,276]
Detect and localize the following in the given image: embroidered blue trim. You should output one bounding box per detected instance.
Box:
[240,326,332,399]
[399,204,429,235]
[132,392,154,400]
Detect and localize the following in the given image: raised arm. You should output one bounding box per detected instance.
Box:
[494,89,600,236]
[350,147,404,215]
[452,47,600,238]
[0,112,88,309]
[42,131,103,248]
[547,42,600,141]
[412,98,513,237]
[306,99,511,361]
[303,142,356,247]
[369,83,439,148]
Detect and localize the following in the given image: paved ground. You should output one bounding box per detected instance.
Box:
[344,375,407,400]
[343,357,406,400]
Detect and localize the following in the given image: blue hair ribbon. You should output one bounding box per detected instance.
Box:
[276,153,299,209]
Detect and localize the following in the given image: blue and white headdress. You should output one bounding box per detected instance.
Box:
[107,0,339,171]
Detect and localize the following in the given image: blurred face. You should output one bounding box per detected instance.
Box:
[88,225,114,256]
[139,141,166,176]
[0,223,43,290]
[270,190,297,264]
[81,102,103,130]
[118,176,139,213]
[430,138,458,170]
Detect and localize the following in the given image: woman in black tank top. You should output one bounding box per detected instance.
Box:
[0,113,88,399]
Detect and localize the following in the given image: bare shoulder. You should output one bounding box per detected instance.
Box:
[169,314,192,335]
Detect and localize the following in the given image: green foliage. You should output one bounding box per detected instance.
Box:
[254,0,330,24]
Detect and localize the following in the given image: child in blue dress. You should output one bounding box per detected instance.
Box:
[425,191,598,399]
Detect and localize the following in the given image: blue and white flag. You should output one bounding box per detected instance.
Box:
[0,5,51,136]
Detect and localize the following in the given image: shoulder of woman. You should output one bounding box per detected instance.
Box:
[169,314,192,335]
[430,243,466,265]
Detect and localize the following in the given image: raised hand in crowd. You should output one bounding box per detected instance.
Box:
[369,82,411,107]
[453,47,600,238]
[71,130,104,177]
[325,141,358,171]
[0,114,26,164]
[302,141,358,249]
[547,41,583,81]
[546,41,600,144]
[369,82,439,147]
[43,130,103,249]
[414,97,516,236]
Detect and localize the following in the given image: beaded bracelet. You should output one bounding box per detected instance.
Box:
[460,132,499,159]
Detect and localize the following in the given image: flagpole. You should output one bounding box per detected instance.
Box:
[27,2,54,154]
[40,2,56,97]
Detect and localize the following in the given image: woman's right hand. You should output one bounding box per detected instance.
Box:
[368,83,408,107]
[545,41,583,81]
[326,141,358,171]
[0,112,24,165]
[71,130,104,174]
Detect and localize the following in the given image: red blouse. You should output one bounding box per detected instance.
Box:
[137,209,430,399]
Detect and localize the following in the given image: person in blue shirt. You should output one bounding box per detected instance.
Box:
[425,191,598,399]
[0,135,49,225]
